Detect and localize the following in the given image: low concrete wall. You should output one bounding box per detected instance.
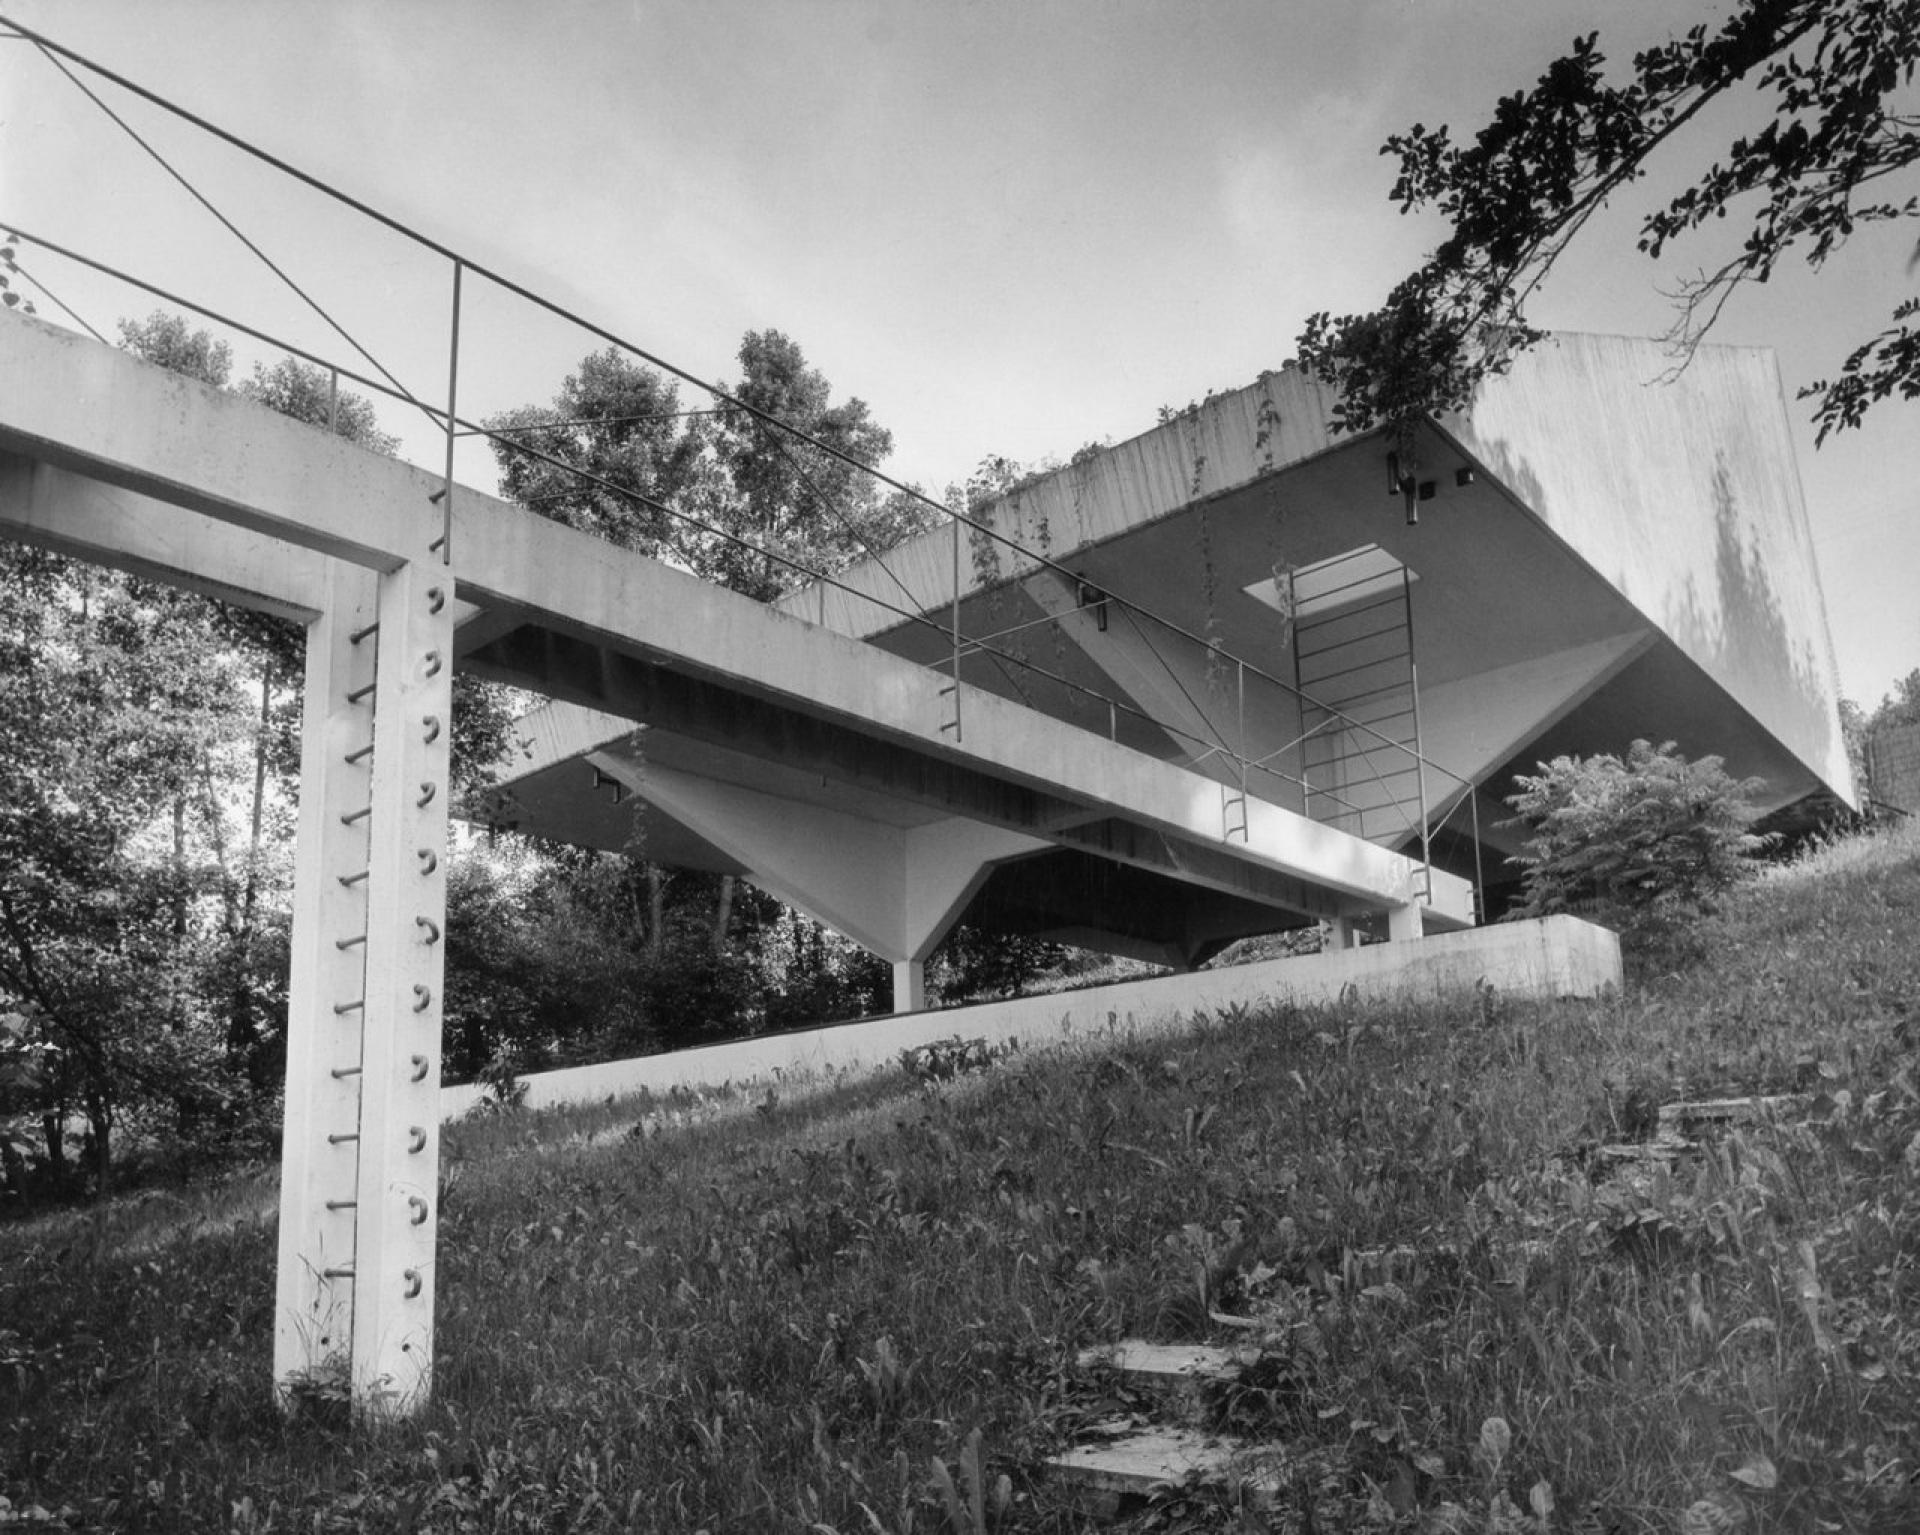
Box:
[440,916,1620,1119]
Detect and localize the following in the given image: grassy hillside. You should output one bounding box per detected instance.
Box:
[3,824,1917,1533]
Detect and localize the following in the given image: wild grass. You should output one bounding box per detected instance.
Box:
[2,822,1917,1532]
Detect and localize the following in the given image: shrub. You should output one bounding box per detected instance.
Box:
[1503,739,1769,940]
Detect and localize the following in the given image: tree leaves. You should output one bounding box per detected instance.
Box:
[1297,0,1919,445]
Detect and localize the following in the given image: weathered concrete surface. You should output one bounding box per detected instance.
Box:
[0,312,1472,948]
[438,914,1621,1117]
[1078,1341,1258,1390]
[1453,334,1850,803]
[1050,1427,1283,1504]
[776,334,1853,822]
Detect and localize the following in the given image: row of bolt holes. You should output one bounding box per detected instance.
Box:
[322,585,446,1303]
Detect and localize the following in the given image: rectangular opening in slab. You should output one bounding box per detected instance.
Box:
[1244,543,1417,622]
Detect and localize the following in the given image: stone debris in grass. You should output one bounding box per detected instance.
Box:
[1660,1093,1812,1129]
[1594,1129,1694,1164]
[1076,1340,1260,1390]
[1049,1426,1284,1505]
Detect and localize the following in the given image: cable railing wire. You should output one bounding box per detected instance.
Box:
[34,39,436,430]
[4,13,1485,903]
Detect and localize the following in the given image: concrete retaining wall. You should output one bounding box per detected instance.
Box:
[440,915,1620,1118]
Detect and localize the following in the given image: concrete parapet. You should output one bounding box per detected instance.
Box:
[440,914,1620,1118]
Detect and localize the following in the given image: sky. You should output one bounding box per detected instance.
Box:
[1,0,1915,706]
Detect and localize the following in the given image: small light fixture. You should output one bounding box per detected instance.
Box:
[1455,466,1476,488]
[1076,576,1109,632]
[1387,451,1420,525]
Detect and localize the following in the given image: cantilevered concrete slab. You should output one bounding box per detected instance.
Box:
[762,334,1852,893]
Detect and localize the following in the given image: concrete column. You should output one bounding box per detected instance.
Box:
[274,562,378,1405]
[893,959,926,1015]
[348,553,455,1418]
[1387,902,1424,942]
[1325,916,1360,952]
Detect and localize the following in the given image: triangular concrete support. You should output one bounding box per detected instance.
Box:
[593,759,1046,1009]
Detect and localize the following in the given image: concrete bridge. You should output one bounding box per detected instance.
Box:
[0,311,1473,1414]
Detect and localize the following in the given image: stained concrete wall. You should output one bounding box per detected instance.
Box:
[784,335,1853,814]
[440,914,1620,1116]
[1450,334,1852,803]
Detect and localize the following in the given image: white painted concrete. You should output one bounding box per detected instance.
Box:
[439,915,1621,1118]
[1450,334,1852,802]
[604,760,1047,964]
[274,563,378,1403]
[0,453,324,621]
[0,313,1467,933]
[346,552,455,1417]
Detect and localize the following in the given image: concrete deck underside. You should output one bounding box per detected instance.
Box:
[768,334,1852,850]
[0,313,1471,979]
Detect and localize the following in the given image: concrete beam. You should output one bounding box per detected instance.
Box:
[1,312,1466,925]
[0,452,325,621]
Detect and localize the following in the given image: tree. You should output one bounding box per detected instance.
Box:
[1297,1,1919,447]
[706,330,908,600]
[487,331,933,600]
[1503,739,1769,944]
[0,548,248,1193]
[239,355,400,456]
[117,311,232,389]
[479,333,931,1042]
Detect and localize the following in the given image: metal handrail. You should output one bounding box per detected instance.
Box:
[6,17,1490,920]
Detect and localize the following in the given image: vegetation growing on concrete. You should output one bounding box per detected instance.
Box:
[2,820,1916,1531]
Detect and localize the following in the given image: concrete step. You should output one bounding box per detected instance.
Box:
[1049,1426,1283,1511]
[1660,1094,1810,1130]
[1076,1339,1257,1392]
[1594,1129,1694,1165]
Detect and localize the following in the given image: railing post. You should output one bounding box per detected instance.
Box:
[948,499,962,742]
[1470,787,1484,925]
[1405,569,1431,900]
[439,259,462,566]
